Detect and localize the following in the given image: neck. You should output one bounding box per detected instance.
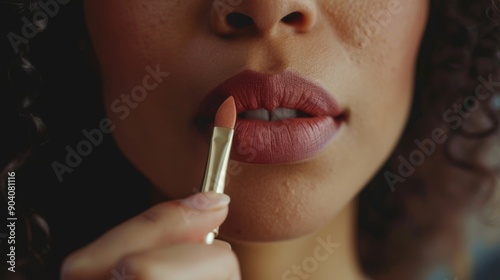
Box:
[228,199,366,280]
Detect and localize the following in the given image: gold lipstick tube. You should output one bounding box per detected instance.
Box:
[200,126,234,244]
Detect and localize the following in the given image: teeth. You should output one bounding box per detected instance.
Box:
[244,108,270,121]
[271,108,298,121]
[243,108,299,121]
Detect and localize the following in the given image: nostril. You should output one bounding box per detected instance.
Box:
[281,12,304,25]
[226,13,254,29]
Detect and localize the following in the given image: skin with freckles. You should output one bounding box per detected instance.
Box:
[81,0,429,278]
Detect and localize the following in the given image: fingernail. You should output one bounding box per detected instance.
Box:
[181,192,230,211]
[213,240,232,250]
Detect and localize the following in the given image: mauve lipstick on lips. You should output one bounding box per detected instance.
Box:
[195,71,344,164]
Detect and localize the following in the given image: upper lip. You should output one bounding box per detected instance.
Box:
[194,70,342,129]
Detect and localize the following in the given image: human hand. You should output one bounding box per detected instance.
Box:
[61,192,240,280]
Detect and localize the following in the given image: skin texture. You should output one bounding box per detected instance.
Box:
[78,0,429,279]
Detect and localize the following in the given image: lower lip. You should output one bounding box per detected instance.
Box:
[230,116,342,164]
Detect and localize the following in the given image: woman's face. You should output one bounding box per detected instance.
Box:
[84,0,428,242]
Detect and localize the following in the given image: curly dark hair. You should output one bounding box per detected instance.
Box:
[1,0,499,279]
[359,0,500,277]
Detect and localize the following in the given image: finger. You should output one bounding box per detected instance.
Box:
[117,243,241,280]
[62,192,230,280]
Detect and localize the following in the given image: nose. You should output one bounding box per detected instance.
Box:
[210,0,318,37]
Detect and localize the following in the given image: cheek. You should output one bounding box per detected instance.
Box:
[349,0,429,150]
[84,0,206,92]
[85,1,144,86]
[83,1,209,197]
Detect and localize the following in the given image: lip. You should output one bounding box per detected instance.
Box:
[195,70,345,164]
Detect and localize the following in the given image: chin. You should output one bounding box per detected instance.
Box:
[217,160,352,243]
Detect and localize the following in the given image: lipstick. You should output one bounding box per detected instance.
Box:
[200,96,236,244]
